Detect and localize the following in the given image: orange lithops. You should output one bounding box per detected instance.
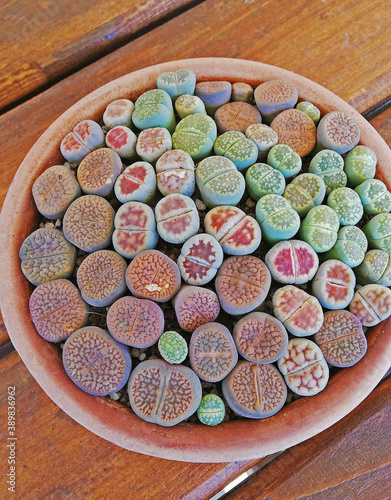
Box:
[214,102,262,134]
[271,108,316,157]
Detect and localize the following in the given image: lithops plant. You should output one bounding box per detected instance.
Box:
[173,285,220,332]
[255,194,301,244]
[283,173,326,217]
[112,202,158,259]
[172,113,217,161]
[245,123,279,160]
[136,127,172,163]
[254,79,298,124]
[132,89,176,133]
[222,361,287,418]
[197,394,225,426]
[63,326,131,396]
[158,331,188,364]
[271,108,316,157]
[175,94,206,119]
[155,193,199,244]
[312,259,356,309]
[315,310,367,368]
[265,239,319,284]
[114,162,156,204]
[105,125,137,160]
[195,81,232,115]
[103,99,135,128]
[327,187,363,226]
[363,213,391,253]
[355,179,391,215]
[299,205,340,253]
[233,312,289,364]
[156,69,196,100]
[156,149,195,197]
[177,233,223,285]
[213,131,258,171]
[232,82,254,103]
[20,228,76,285]
[267,144,302,178]
[296,101,321,124]
[316,111,360,155]
[128,359,202,426]
[204,205,261,255]
[349,284,391,326]
[189,322,238,382]
[273,285,324,336]
[245,163,285,201]
[29,279,88,342]
[308,149,346,195]
[277,338,329,396]
[107,296,164,348]
[62,195,115,252]
[126,249,181,302]
[344,145,377,187]
[326,225,368,268]
[60,119,105,164]
[215,255,271,315]
[214,101,262,134]
[355,249,391,286]
[77,148,122,197]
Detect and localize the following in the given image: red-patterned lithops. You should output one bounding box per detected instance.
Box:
[63,326,131,396]
[277,338,329,396]
[316,111,360,155]
[126,249,181,302]
[29,279,88,342]
[315,310,367,367]
[265,240,319,284]
[222,361,287,418]
[155,193,199,244]
[61,120,105,164]
[233,312,288,364]
[254,79,298,123]
[114,162,156,204]
[189,322,238,382]
[214,101,262,133]
[349,284,391,326]
[105,126,137,160]
[215,255,271,315]
[312,260,356,309]
[127,359,202,426]
[156,149,195,196]
[103,99,135,128]
[107,296,164,348]
[136,127,172,163]
[271,108,316,157]
[177,233,223,285]
[77,148,122,197]
[173,285,220,332]
[112,202,158,259]
[273,285,323,336]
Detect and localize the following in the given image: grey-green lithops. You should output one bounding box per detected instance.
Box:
[299,205,340,252]
[363,213,391,253]
[308,149,346,195]
[354,179,391,215]
[172,113,217,161]
[197,394,225,426]
[255,194,300,244]
[355,249,391,286]
[344,145,377,187]
[156,69,196,100]
[245,123,278,159]
[296,101,321,124]
[158,331,188,364]
[283,173,326,217]
[214,131,258,171]
[246,163,285,201]
[175,94,206,119]
[267,144,302,178]
[132,89,176,133]
[327,187,363,226]
[326,225,368,268]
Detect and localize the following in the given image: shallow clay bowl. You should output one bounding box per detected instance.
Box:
[1,58,390,463]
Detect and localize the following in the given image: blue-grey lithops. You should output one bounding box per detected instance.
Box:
[255,194,300,244]
[156,69,196,100]
[354,179,391,215]
[308,149,346,195]
[132,89,176,133]
[246,163,285,201]
[267,144,302,178]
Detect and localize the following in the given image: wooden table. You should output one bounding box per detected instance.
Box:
[1,1,390,498]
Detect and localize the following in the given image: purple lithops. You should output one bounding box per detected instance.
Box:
[215,255,271,315]
[29,279,88,342]
[222,361,287,418]
[189,322,238,382]
[114,162,156,204]
[128,359,202,426]
[60,120,105,163]
[254,79,298,123]
[136,127,172,163]
[156,149,195,196]
[103,99,135,128]
[77,148,122,197]
[349,284,391,327]
[107,296,164,348]
[105,126,137,159]
[233,312,288,364]
[312,260,356,310]
[195,81,232,115]
[173,285,220,332]
[155,193,199,244]
[177,233,223,285]
[317,111,360,154]
[214,101,262,134]
[63,326,131,396]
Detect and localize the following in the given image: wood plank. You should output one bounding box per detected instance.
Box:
[0,0,199,110]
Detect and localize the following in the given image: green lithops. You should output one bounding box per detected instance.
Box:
[296,101,321,124]
[283,173,326,217]
[214,131,258,171]
[172,113,217,161]
[363,213,391,253]
[197,394,225,426]
[175,94,206,119]
[327,187,363,226]
[326,225,368,268]
[246,163,285,201]
[156,69,196,100]
[132,89,176,133]
[344,145,377,187]
[299,205,340,252]
[158,331,188,364]
[355,249,391,286]
[267,144,302,178]
[256,194,300,244]
[309,149,347,195]
[355,179,391,215]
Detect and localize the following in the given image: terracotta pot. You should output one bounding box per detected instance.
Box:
[1,58,390,463]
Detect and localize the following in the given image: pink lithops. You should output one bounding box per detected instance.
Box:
[29,279,88,343]
[312,260,356,310]
[315,310,367,367]
[204,205,262,255]
[107,296,164,348]
[349,284,391,327]
[272,285,324,336]
[265,239,319,284]
[126,249,181,303]
[222,361,287,418]
[112,202,158,259]
[32,165,81,218]
[155,193,199,244]
[195,81,232,115]
[271,108,317,157]
[128,359,202,427]
[61,120,105,163]
[177,233,223,285]
[63,195,114,252]
[317,111,360,155]
[156,149,195,197]
[77,250,127,307]
[173,286,220,332]
[105,126,137,159]
[77,148,122,197]
[63,326,131,396]
[136,127,172,163]
[189,322,238,382]
[214,102,262,133]
[233,312,288,364]
[277,338,329,396]
[215,255,271,315]
[114,162,156,204]
[254,79,298,123]
[103,99,135,128]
